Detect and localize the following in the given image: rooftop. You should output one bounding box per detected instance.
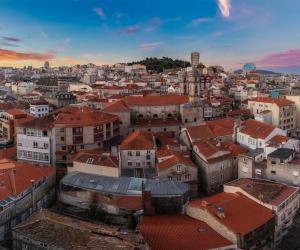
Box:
[225,178,298,206]
[157,152,195,171]
[139,215,234,250]
[268,148,295,160]
[0,159,55,202]
[189,192,274,235]
[102,99,130,113]
[61,172,189,198]
[123,95,189,106]
[14,209,146,250]
[239,119,275,139]
[120,131,154,150]
[249,97,295,107]
[73,151,118,168]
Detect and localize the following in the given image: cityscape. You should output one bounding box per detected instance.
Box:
[1,0,300,249]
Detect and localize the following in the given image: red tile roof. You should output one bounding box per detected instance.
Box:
[120,131,154,150]
[249,97,295,107]
[269,135,288,144]
[187,118,235,141]
[157,152,195,171]
[6,108,26,117]
[102,99,130,112]
[193,139,231,159]
[189,192,274,235]
[123,95,189,106]
[73,151,118,168]
[222,141,248,156]
[0,159,55,200]
[239,119,275,139]
[139,215,234,250]
[54,106,119,127]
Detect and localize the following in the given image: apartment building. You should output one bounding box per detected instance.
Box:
[248,97,296,131]
[281,91,300,128]
[29,100,50,117]
[16,107,120,174]
[237,119,287,157]
[16,116,53,165]
[53,107,120,174]
[120,95,202,136]
[119,131,156,178]
[192,139,235,195]
[0,159,55,243]
[156,150,198,197]
[0,109,34,143]
[186,192,275,249]
[224,178,299,244]
[266,148,300,186]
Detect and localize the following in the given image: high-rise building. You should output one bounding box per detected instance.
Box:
[44,61,50,69]
[191,52,200,68]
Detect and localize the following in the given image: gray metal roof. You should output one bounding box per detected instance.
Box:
[61,172,189,197]
[243,148,264,158]
[268,148,295,160]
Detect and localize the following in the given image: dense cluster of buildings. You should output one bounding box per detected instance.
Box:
[0,53,300,249]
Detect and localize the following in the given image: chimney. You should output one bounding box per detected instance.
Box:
[8,168,17,196]
[142,181,155,216]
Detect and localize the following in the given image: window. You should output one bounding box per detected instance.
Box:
[176,176,182,181]
[60,128,65,133]
[271,170,276,174]
[61,137,65,141]
[136,151,140,156]
[44,143,48,149]
[128,161,132,166]
[271,160,276,165]
[136,162,141,167]
[177,165,181,171]
[33,142,38,148]
[128,151,132,156]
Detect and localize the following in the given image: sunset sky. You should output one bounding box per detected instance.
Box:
[1,0,300,72]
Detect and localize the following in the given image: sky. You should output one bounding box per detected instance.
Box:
[1,0,300,72]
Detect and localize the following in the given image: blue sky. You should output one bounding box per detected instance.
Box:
[1,0,300,72]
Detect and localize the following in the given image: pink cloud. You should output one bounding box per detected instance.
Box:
[0,49,54,61]
[94,7,106,20]
[139,42,162,51]
[124,25,140,35]
[256,49,300,68]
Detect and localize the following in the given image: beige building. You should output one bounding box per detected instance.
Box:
[282,92,300,128]
[156,150,198,197]
[119,131,156,178]
[192,139,235,195]
[248,97,296,131]
[266,148,300,186]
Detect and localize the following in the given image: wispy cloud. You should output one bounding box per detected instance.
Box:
[1,36,22,47]
[124,25,140,35]
[217,0,231,18]
[139,42,162,51]
[145,17,163,32]
[191,18,211,25]
[256,49,300,68]
[94,7,106,20]
[0,49,54,61]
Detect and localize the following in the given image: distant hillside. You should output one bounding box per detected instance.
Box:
[234,69,280,75]
[128,57,191,73]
